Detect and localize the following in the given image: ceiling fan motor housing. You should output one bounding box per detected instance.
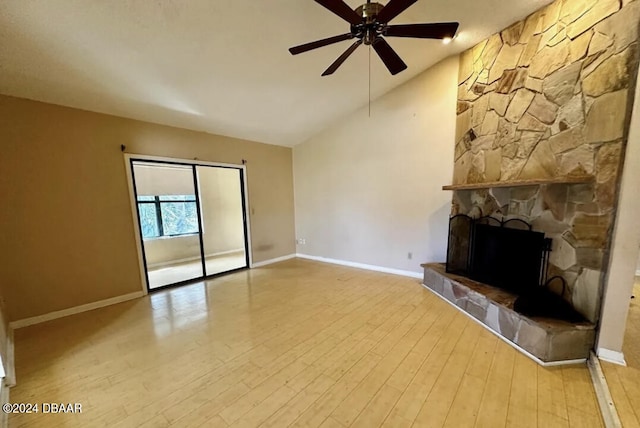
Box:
[354,2,385,45]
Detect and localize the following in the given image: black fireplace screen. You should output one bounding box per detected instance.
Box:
[447,215,552,295]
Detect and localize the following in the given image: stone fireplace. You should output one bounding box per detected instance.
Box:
[422,0,640,362]
[450,182,604,323]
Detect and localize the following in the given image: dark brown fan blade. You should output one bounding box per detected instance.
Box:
[289,33,353,55]
[372,37,407,75]
[322,40,363,76]
[315,0,362,25]
[376,0,418,24]
[384,22,459,39]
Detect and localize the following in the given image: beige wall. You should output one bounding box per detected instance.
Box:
[293,56,458,273]
[0,95,295,321]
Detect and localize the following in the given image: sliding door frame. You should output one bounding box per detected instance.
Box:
[123,154,253,295]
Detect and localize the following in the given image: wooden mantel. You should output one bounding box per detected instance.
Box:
[442,176,594,191]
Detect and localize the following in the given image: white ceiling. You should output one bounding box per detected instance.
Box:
[0,0,553,147]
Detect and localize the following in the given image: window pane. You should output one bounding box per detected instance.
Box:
[137,195,155,201]
[160,202,199,235]
[159,194,196,202]
[138,204,160,238]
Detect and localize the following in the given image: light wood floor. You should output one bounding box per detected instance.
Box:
[601,279,640,428]
[9,259,604,427]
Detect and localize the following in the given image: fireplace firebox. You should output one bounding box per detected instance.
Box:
[446,216,552,293]
[470,221,550,294]
[446,215,586,322]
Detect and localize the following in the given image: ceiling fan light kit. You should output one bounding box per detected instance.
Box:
[290,0,459,76]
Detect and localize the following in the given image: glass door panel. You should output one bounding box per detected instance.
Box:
[196,166,248,276]
[132,162,203,289]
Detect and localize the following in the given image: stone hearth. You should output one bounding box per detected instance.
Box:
[423,263,595,362]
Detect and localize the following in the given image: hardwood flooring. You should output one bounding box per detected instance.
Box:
[9,259,603,427]
[601,279,640,428]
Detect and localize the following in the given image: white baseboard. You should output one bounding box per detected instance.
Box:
[421,283,586,367]
[588,352,622,428]
[10,291,145,330]
[251,254,296,268]
[296,254,423,279]
[597,348,627,366]
[148,249,244,269]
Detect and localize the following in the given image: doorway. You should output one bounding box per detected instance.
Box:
[128,158,250,291]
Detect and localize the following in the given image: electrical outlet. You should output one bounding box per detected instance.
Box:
[408,252,413,260]
[296,238,307,245]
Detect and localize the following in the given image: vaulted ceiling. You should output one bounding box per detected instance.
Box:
[0,0,553,146]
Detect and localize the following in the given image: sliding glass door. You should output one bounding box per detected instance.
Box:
[130,160,249,291]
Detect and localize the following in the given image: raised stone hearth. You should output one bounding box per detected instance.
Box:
[423,263,595,362]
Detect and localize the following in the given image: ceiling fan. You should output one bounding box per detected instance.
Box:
[289,0,459,76]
